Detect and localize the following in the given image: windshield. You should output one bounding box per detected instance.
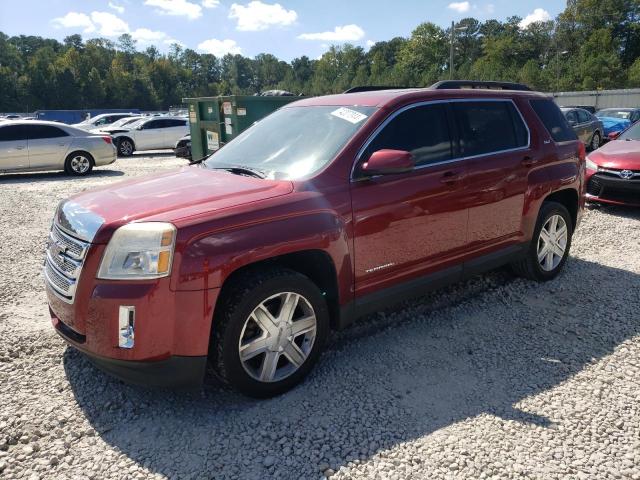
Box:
[202,105,375,180]
[596,109,631,119]
[618,122,640,141]
[111,117,140,128]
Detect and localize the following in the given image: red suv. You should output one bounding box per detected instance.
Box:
[45,81,585,397]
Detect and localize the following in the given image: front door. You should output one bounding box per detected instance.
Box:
[350,102,469,298]
[135,119,165,150]
[0,124,29,171]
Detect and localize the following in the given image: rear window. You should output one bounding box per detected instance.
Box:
[27,125,69,139]
[531,99,578,142]
[453,101,528,157]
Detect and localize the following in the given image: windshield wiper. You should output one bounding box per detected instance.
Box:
[209,165,267,179]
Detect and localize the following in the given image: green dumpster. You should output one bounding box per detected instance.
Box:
[183,95,304,160]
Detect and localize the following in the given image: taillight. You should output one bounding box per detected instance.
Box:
[102,136,113,145]
[578,141,586,162]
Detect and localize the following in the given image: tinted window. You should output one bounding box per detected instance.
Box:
[565,110,578,124]
[530,99,577,142]
[631,111,640,123]
[363,104,452,167]
[142,120,163,129]
[453,101,528,157]
[165,119,187,127]
[27,125,69,139]
[0,125,29,141]
[577,110,591,123]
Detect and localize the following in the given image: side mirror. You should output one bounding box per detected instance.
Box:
[136,125,144,130]
[361,149,414,176]
[608,131,620,140]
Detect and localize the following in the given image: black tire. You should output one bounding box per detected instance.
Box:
[64,151,94,176]
[511,201,573,281]
[211,267,330,398]
[590,131,601,151]
[117,137,135,157]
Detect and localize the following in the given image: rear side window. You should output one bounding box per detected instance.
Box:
[363,103,452,167]
[0,125,29,141]
[577,110,591,123]
[530,99,577,142]
[26,125,69,139]
[453,101,528,157]
[142,120,163,129]
[165,119,187,127]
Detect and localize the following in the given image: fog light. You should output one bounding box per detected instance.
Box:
[118,306,135,349]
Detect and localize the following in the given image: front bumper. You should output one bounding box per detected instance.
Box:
[52,312,208,388]
[586,171,640,207]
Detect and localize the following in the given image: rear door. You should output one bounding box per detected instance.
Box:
[453,99,531,249]
[576,109,593,142]
[0,124,29,171]
[163,119,189,148]
[26,125,73,169]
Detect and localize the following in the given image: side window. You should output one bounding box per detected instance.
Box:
[632,111,640,123]
[566,110,578,125]
[362,103,452,167]
[94,118,108,126]
[142,120,162,129]
[453,101,528,157]
[577,110,590,123]
[27,125,69,139]
[530,99,578,143]
[0,125,29,141]
[166,119,187,127]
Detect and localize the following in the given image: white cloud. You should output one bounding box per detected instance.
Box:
[144,0,203,20]
[298,24,365,42]
[202,0,220,7]
[90,11,129,36]
[108,2,125,14]
[485,3,495,14]
[197,38,242,56]
[51,12,95,33]
[366,40,375,47]
[519,8,551,28]
[131,28,169,43]
[229,1,297,31]
[448,1,471,13]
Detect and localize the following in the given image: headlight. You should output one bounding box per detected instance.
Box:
[585,156,598,171]
[97,222,176,280]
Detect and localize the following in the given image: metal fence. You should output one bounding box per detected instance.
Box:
[553,89,640,110]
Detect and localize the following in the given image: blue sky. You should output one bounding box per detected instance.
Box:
[0,0,565,61]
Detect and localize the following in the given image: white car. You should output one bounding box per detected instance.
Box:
[72,113,137,131]
[109,116,189,156]
[0,120,117,175]
[89,116,142,134]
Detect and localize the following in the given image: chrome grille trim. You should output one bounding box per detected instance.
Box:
[44,222,91,304]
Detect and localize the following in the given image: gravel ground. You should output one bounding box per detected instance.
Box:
[1,155,639,480]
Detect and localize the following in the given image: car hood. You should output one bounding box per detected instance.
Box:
[59,166,294,243]
[590,140,640,169]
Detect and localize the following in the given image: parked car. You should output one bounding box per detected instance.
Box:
[0,120,116,175]
[1,114,22,120]
[595,108,639,139]
[72,113,137,131]
[109,116,189,156]
[561,107,604,150]
[174,134,191,159]
[585,121,640,206]
[561,105,596,114]
[45,83,584,397]
[90,115,142,134]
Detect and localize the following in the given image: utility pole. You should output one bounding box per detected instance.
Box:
[450,21,455,79]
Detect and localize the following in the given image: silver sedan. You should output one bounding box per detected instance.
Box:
[0,120,117,176]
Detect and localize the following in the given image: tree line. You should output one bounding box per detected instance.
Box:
[1,0,639,112]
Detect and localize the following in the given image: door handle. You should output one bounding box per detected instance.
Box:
[440,171,463,184]
[16,146,25,150]
[522,156,536,167]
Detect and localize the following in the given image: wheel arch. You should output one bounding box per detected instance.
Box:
[116,136,136,150]
[543,188,579,229]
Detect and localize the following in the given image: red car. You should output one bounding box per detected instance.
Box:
[586,122,640,207]
[45,82,585,397]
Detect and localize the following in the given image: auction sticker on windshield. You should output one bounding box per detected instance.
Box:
[331,107,368,124]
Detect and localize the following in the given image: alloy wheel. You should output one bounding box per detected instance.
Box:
[119,140,133,155]
[70,155,90,174]
[591,132,600,150]
[537,214,568,272]
[238,292,317,383]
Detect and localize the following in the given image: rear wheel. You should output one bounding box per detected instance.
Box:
[211,268,329,398]
[117,138,134,157]
[590,131,601,151]
[64,152,94,176]
[511,201,573,281]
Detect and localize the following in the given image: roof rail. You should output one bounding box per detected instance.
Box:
[430,80,532,91]
[343,86,413,94]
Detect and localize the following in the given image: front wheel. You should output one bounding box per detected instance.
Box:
[511,201,573,281]
[211,268,329,398]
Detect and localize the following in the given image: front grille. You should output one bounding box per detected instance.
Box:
[588,172,640,204]
[587,177,602,196]
[44,223,90,303]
